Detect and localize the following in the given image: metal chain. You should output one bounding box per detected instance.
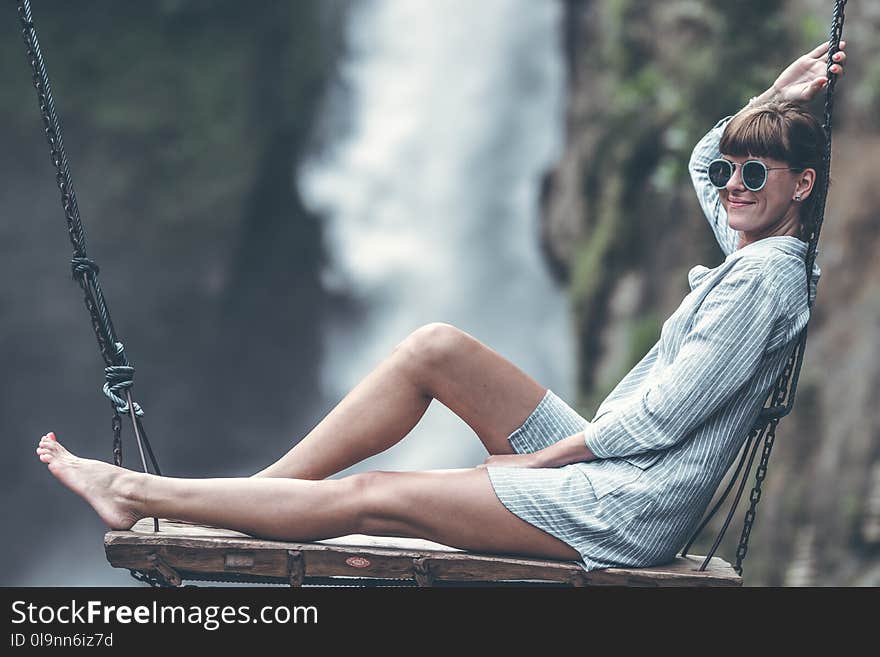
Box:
[16,0,161,476]
[733,347,795,574]
[18,4,116,368]
[129,569,170,588]
[112,413,123,467]
[129,567,286,587]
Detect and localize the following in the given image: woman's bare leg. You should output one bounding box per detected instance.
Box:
[252,322,547,480]
[36,434,580,561]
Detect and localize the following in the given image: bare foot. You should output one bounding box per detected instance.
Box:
[36,432,143,530]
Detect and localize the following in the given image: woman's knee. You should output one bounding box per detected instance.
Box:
[344,470,412,536]
[393,322,467,384]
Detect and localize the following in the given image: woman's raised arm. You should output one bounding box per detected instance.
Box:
[687,40,846,257]
[688,117,740,257]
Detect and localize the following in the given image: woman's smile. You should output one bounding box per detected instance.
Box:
[727,197,756,210]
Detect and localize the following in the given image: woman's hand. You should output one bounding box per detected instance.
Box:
[762,40,847,105]
[477,432,598,470]
[477,452,544,469]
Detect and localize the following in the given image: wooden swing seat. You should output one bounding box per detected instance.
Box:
[104,518,742,587]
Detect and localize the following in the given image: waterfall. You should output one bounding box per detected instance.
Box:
[302,0,574,474]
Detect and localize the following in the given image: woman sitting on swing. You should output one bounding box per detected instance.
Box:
[37,40,846,573]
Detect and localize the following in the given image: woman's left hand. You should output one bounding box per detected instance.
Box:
[477,452,544,469]
[768,39,847,104]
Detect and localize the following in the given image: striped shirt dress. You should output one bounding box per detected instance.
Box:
[484,115,822,572]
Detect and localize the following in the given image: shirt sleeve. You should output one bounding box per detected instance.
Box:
[688,116,739,257]
[583,263,782,459]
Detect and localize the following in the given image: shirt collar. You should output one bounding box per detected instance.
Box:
[726,235,821,305]
[726,235,809,262]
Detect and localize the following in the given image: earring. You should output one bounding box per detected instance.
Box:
[794,194,802,201]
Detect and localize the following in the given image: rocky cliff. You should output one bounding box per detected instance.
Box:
[543,0,880,585]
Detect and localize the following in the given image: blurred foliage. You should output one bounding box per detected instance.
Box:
[556,0,880,586]
[567,0,795,402]
[2,2,342,234]
[1,0,349,474]
[627,311,661,366]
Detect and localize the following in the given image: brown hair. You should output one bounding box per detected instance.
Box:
[720,100,826,240]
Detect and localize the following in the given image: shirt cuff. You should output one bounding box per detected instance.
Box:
[713,115,734,132]
[583,413,614,460]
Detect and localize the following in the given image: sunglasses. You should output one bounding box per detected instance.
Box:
[707,158,803,192]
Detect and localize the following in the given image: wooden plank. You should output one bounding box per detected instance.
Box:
[104,519,742,587]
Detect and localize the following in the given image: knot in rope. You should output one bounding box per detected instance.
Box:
[71,256,99,281]
[102,342,143,417]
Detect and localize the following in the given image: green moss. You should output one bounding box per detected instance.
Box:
[798,14,825,45]
[569,218,613,313]
[569,170,622,313]
[628,311,661,364]
[556,0,870,586]
[649,155,682,190]
[841,492,862,536]
[602,0,629,68]
[579,310,659,415]
[614,67,664,114]
[853,59,880,128]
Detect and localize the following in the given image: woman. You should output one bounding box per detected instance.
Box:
[36,40,846,573]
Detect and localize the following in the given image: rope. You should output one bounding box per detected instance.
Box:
[681,0,848,576]
[16,1,162,509]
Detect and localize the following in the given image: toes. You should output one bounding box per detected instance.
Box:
[37,441,62,461]
[37,434,71,461]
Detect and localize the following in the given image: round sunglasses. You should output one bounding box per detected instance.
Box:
[707,158,803,192]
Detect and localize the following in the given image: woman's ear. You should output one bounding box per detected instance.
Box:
[795,167,817,201]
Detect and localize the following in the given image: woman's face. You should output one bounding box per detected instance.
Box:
[719,153,814,238]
